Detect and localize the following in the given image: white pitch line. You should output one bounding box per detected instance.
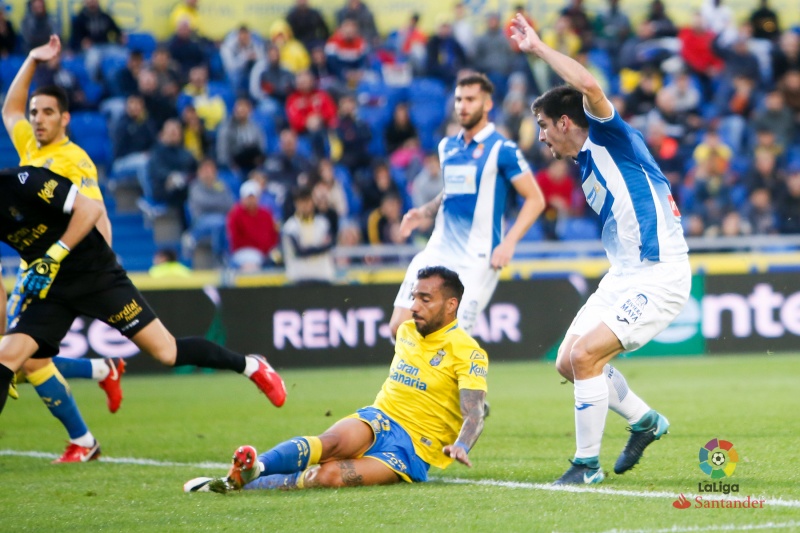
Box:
[599,521,800,533]
[4,450,800,511]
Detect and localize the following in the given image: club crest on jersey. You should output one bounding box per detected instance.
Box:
[616,293,648,324]
[17,172,29,184]
[8,206,23,221]
[472,143,484,159]
[430,349,446,366]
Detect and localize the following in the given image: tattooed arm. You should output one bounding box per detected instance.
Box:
[399,192,443,238]
[442,389,486,467]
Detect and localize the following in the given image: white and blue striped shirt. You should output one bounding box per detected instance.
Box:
[576,108,688,271]
[426,123,530,262]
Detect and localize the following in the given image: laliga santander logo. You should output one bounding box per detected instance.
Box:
[699,438,738,478]
[673,494,691,509]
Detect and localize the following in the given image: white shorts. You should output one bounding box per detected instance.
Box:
[567,261,692,351]
[393,250,499,334]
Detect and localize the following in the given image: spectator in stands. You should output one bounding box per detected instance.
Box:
[325,17,368,81]
[168,19,207,80]
[286,0,329,51]
[170,0,200,35]
[593,0,631,72]
[452,2,475,59]
[151,46,182,99]
[309,43,341,95]
[367,192,405,245]
[560,0,593,48]
[700,0,735,39]
[146,119,196,223]
[227,180,280,271]
[693,129,733,176]
[411,152,442,209]
[623,68,660,129]
[249,43,295,114]
[138,68,179,129]
[187,158,235,261]
[474,12,515,81]
[336,0,378,43]
[384,102,417,156]
[536,159,581,239]
[269,19,310,74]
[778,167,800,233]
[249,168,286,217]
[772,31,800,82]
[220,25,264,95]
[743,187,778,235]
[20,0,59,52]
[264,128,313,189]
[361,160,398,216]
[70,0,125,80]
[645,0,677,38]
[113,50,145,97]
[684,214,706,237]
[744,147,783,193]
[181,65,227,131]
[181,103,211,161]
[645,120,684,184]
[541,16,582,76]
[425,20,467,86]
[717,210,751,237]
[282,186,335,284]
[398,13,427,71]
[314,159,349,219]
[111,94,158,188]
[661,70,702,114]
[778,70,800,118]
[336,221,363,266]
[33,55,88,111]
[285,69,337,152]
[678,11,723,100]
[749,0,780,41]
[644,88,700,150]
[149,248,192,278]
[335,93,371,178]
[713,32,763,89]
[312,181,340,243]
[216,97,266,174]
[0,8,17,57]
[752,90,795,152]
[713,74,757,151]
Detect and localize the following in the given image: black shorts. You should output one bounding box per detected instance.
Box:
[8,264,157,358]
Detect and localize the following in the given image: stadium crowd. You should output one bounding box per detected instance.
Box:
[1,0,799,275]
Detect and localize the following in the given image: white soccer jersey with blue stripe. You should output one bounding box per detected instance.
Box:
[426,123,530,262]
[576,108,688,271]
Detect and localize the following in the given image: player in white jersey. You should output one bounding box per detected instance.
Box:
[389,73,545,338]
[511,15,691,485]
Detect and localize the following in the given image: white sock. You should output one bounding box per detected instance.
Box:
[71,431,96,448]
[574,374,608,459]
[604,364,651,425]
[91,359,110,381]
[243,356,260,377]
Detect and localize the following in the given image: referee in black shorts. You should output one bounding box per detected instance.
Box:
[0,166,287,414]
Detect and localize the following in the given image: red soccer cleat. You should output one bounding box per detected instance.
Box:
[226,445,262,490]
[248,355,286,407]
[52,440,101,464]
[98,358,125,413]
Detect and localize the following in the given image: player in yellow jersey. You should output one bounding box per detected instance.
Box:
[184,266,488,493]
[1,35,124,462]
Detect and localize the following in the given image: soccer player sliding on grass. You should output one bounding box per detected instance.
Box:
[510,14,691,485]
[185,267,487,493]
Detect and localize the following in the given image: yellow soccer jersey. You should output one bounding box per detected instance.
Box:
[373,319,488,470]
[11,120,102,200]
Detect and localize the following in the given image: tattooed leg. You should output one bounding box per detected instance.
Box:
[302,458,401,488]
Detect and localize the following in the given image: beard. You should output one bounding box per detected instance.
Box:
[458,109,483,130]
[413,310,446,337]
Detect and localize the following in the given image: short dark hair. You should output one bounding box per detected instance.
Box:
[456,72,494,95]
[31,85,69,113]
[293,186,313,201]
[417,266,464,304]
[531,85,588,129]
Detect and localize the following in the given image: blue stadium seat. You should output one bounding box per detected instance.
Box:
[207,81,236,112]
[558,217,600,241]
[0,131,18,168]
[251,107,279,154]
[333,165,362,216]
[100,54,128,84]
[409,77,446,104]
[126,32,158,59]
[60,56,91,84]
[0,54,25,92]
[69,112,111,166]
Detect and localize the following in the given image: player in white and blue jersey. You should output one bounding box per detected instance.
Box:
[389,73,545,338]
[511,15,691,485]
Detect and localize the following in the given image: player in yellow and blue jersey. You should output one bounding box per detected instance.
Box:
[184,266,488,493]
[1,35,124,462]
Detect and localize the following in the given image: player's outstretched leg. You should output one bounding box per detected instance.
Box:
[53,357,126,413]
[604,364,669,474]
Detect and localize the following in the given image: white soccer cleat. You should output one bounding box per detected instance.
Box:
[183,477,214,493]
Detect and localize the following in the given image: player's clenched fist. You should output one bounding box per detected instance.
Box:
[22,240,69,299]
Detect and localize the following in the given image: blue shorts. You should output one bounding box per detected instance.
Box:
[347,407,430,483]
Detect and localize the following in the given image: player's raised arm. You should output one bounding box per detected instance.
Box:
[509,14,612,119]
[443,388,486,467]
[2,35,62,134]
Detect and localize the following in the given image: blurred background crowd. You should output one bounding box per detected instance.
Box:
[0,0,798,279]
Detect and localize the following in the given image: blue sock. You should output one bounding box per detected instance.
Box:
[258,436,322,475]
[573,456,600,469]
[631,410,657,432]
[244,473,301,490]
[28,363,89,440]
[53,357,93,379]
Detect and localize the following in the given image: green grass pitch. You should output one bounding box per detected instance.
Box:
[2,355,800,532]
